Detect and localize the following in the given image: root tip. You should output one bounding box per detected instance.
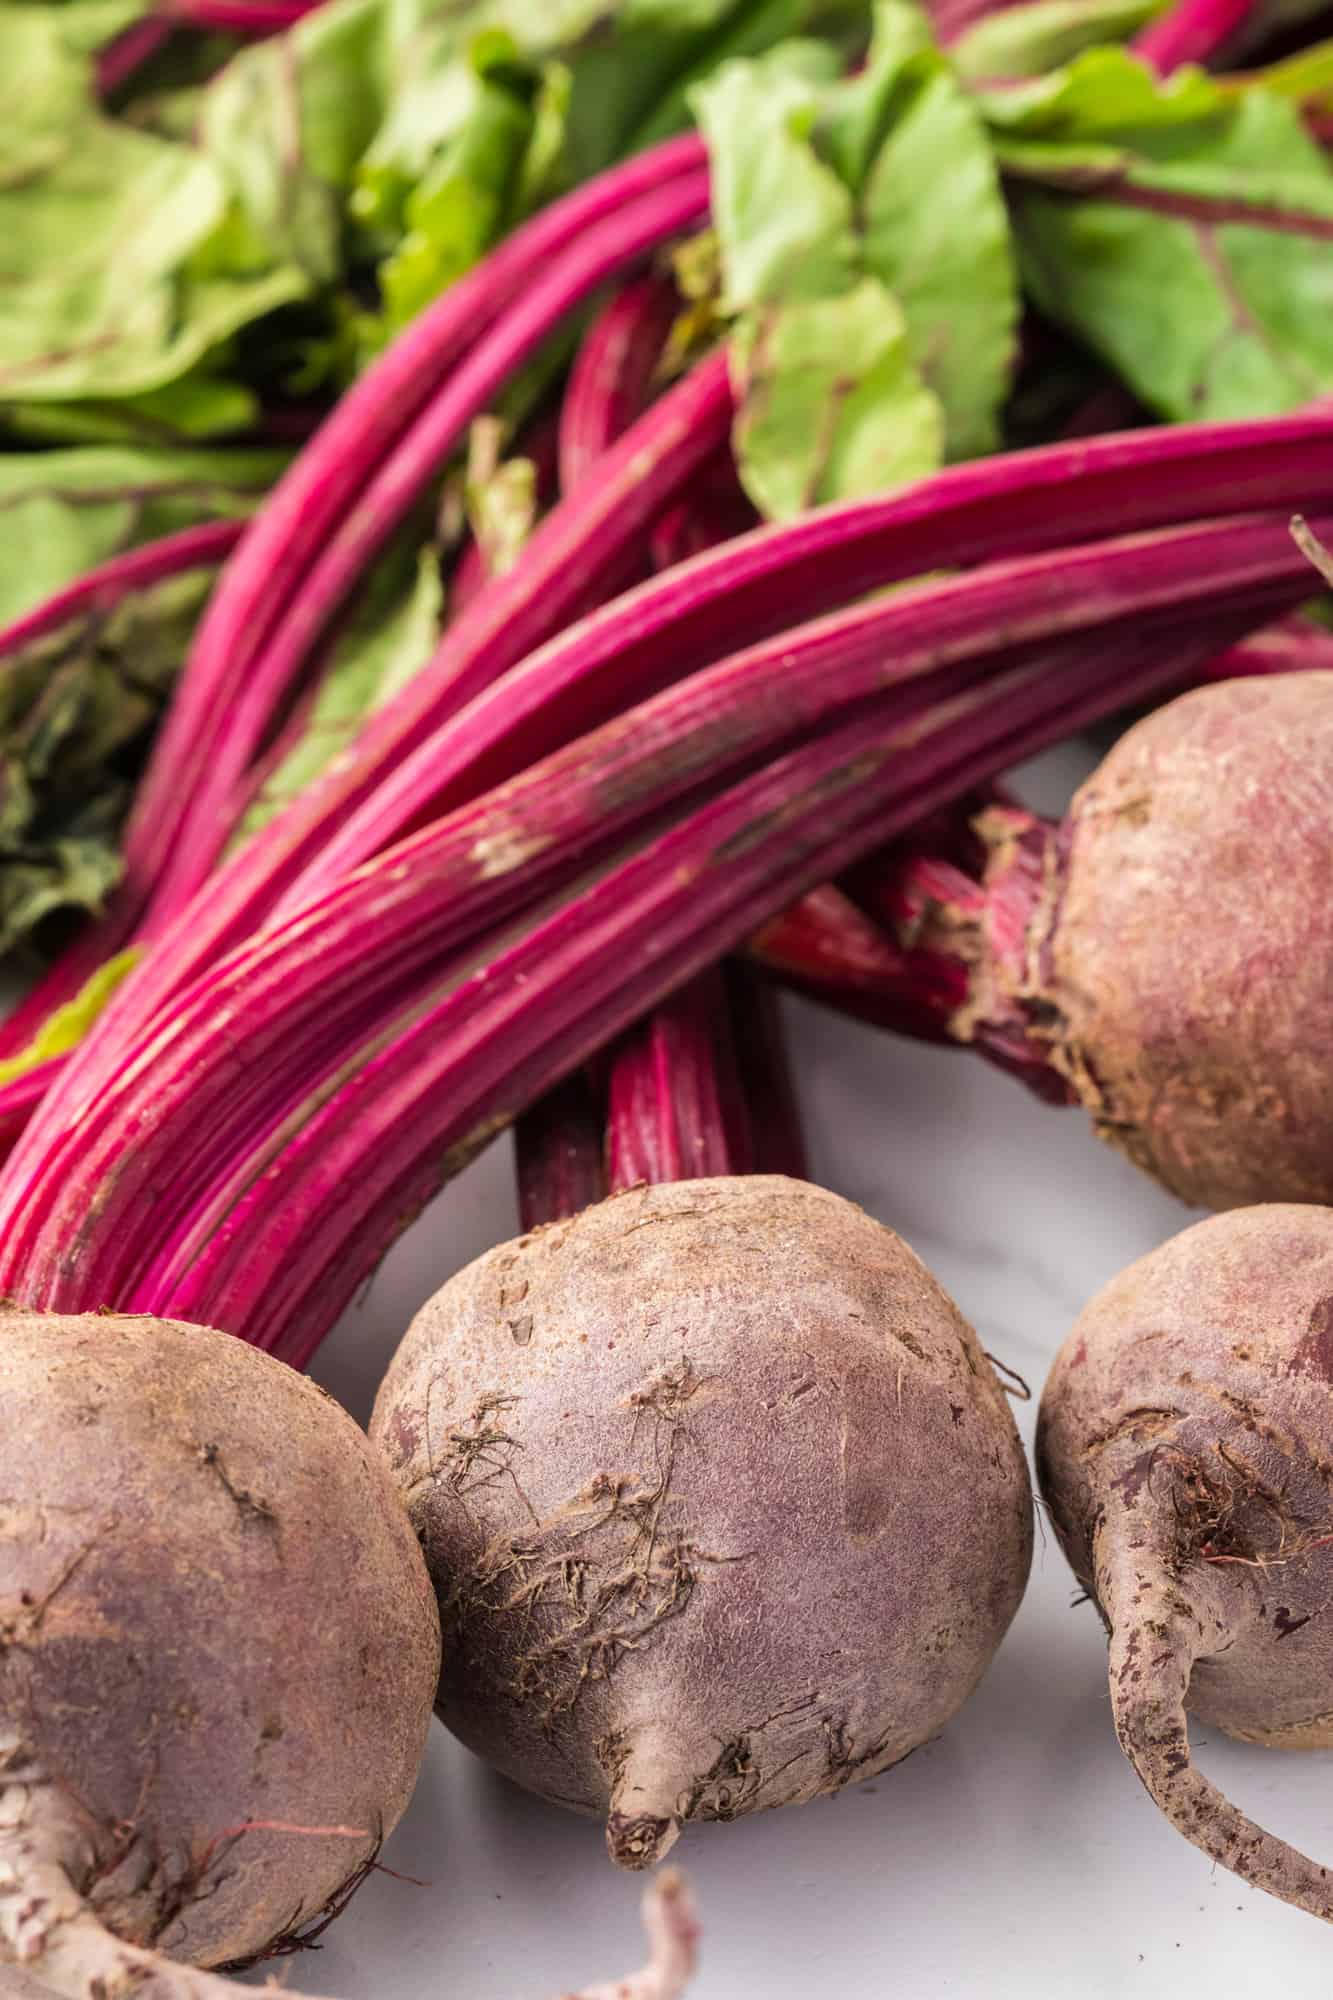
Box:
[606,1812,680,1872]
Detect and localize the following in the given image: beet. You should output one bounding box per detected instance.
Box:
[0,1311,440,1997]
[1039,1204,1333,1922]
[831,672,1333,1210]
[371,1174,1032,1869]
[1025,674,1333,1208]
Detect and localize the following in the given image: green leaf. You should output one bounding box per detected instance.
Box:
[988,47,1333,420]
[0,0,398,407]
[0,947,141,1083]
[696,1,1016,510]
[463,416,539,577]
[0,6,307,403]
[560,0,867,181]
[731,276,943,518]
[33,0,149,57]
[0,443,280,625]
[199,0,392,284]
[1219,36,1333,113]
[373,62,540,342]
[1,373,261,445]
[0,834,122,959]
[350,0,869,345]
[847,1,1019,456]
[695,47,859,309]
[235,538,443,843]
[978,38,1227,130]
[0,563,221,956]
[950,0,1162,82]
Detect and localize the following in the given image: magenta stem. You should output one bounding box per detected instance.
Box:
[559,274,682,496]
[96,13,173,93]
[727,964,807,1182]
[7,394,1328,1184]
[142,168,711,931]
[4,399,1331,1184]
[1199,615,1333,680]
[650,455,756,571]
[272,409,1333,927]
[1134,0,1257,73]
[748,885,955,1040]
[87,136,703,947]
[171,0,320,28]
[514,1072,608,1230]
[0,504,1311,1311]
[606,969,742,1192]
[158,611,1251,1363]
[0,520,244,667]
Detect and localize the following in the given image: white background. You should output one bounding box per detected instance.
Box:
[271,737,1333,1998]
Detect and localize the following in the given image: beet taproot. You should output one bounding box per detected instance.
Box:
[371,1174,1032,1869]
[0,1311,440,1999]
[1039,1204,1333,1922]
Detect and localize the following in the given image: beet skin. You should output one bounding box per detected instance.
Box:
[0,1311,441,1996]
[1039,1205,1333,1922]
[956,674,1333,1209]
[372,1175,1032,1868]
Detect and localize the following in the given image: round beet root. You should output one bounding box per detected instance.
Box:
[372,1175,1032,1868]
[0,1312,441,1999]
[1044,673,1333,1208]
[1040,1205,1333,1922]
[947,673,1333,1209]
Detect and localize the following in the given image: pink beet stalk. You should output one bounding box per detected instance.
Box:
[749,885,964,1043]
[170,0,321,28]
[150,616,1246,1363]
[515,965,756,1228]
[515,1072,608,1230]
[0,520,244,671]
[7,403,1333,1184]
[216,414,1333,930]
[143,169,711,930]
[60,136,705,947]
[730,965,808,1182]
[0,497,1315,1331]
[250,411,1333,929]
[651,456,756,571]
[1197,614,1333,680]
[96,13,172,93]
[0,348,733,1143]
[606,969,746,1192]
[559,273,683,495]
[604,962,806,1188]
[518,957,803,1227]
[763,607,1333,1053]
[2,456,1320,1232]
[1134,0,1257,73]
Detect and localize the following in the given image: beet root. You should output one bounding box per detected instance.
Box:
[371,1175,1033,1868]
[1039,1205,1333,1921]
[942,673,1333,1209]
[0,1311,441,1999]
[572,1869,699,2000]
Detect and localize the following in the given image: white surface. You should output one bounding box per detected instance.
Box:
[285,738,1333,1999]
